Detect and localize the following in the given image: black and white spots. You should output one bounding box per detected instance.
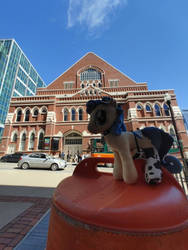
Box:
[145,157,162,184]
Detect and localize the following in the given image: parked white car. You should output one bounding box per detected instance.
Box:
[18,153,67,171]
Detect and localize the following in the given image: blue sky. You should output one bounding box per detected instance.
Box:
[1,0,188,109]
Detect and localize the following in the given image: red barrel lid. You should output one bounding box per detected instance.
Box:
[53,157,188,233]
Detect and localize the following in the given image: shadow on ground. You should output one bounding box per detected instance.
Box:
[0,185,55,198]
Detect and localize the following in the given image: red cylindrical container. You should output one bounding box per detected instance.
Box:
[47,158,188,250]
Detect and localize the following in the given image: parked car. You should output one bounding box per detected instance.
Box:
[17,153,67,171]
[0,152,26,163]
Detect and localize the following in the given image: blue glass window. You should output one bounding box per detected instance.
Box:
[163,104,170,116]
[29,66,37,82]
[17,67,28,84]
[16,110,22,122]
[137,104,142,110]
[146,104,152,112]
[64,108,68,121]
[13,91,20,97]
[154,104,161,116]
[37,77,45,87]
[71,108,76,121]
[26,89,33,96]
[28,79,36,93]
[79,109,83,120]
[25,109,30,121]
[15,79,26,96]
[20,54,30,73]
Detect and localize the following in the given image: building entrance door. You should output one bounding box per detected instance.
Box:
[64,132,82,159]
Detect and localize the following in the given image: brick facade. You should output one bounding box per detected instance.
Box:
[0,52,187,160]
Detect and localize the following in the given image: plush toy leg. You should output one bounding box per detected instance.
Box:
[119,146,138,184]
[113,151,123,180]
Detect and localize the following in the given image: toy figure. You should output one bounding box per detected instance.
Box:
[86,97,182,184]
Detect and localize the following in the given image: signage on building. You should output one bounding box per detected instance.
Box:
[44,137,50,150]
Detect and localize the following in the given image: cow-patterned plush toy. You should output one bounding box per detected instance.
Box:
[86,97,182,185]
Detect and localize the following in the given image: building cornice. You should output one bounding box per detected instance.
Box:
[36,84,148,95]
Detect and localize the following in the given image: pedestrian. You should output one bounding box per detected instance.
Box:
[67,151,70,162]
[74,154,78,163]
[61,152,65,160]
[78,153,82,162]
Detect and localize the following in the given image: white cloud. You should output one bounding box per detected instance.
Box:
[67,0,127,30]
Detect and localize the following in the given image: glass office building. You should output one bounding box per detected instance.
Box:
[0,39,45,139]
[182,110,188,134]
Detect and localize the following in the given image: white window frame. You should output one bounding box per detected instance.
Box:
[108,79,119,87]
[63,81,74,89]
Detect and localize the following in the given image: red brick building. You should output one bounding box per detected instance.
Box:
[0,52,188,160]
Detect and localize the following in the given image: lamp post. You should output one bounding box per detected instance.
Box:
[164,93,188,172]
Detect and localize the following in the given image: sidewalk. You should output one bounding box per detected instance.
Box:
[0,186,53,249]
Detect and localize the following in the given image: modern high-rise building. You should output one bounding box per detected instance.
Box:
[182,110,188,133]
[0,39,46,138]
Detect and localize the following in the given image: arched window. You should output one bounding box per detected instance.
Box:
[33,109,39,116]
[146,104,152,112]
[41,107,47,121]
[38,132,44,150]
[79,109,83,121]
[29,133,35,150]
[16,110,22,122]
[81,83,85,88]
[154,104,161,116]
[163,104,170,116]
[64,108,68,121]
[71,108,76,121]
[20,133,26,151]
[80,68,101,81]
[25,109,30,121]
[41,107,47,114]
[136,104,143,111]
[98,82,102,87]
[136,104,144,117]
[12,133,18,143]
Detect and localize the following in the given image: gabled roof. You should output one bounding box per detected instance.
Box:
[46,52,137,89]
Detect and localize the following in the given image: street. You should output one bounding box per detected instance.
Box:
[0,162,76,188]
[0,161,113,189]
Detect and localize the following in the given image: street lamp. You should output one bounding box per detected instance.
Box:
[164,93,188,171]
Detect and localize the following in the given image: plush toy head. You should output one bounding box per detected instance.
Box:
[87,97,117,134]
[86,97,127,136]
